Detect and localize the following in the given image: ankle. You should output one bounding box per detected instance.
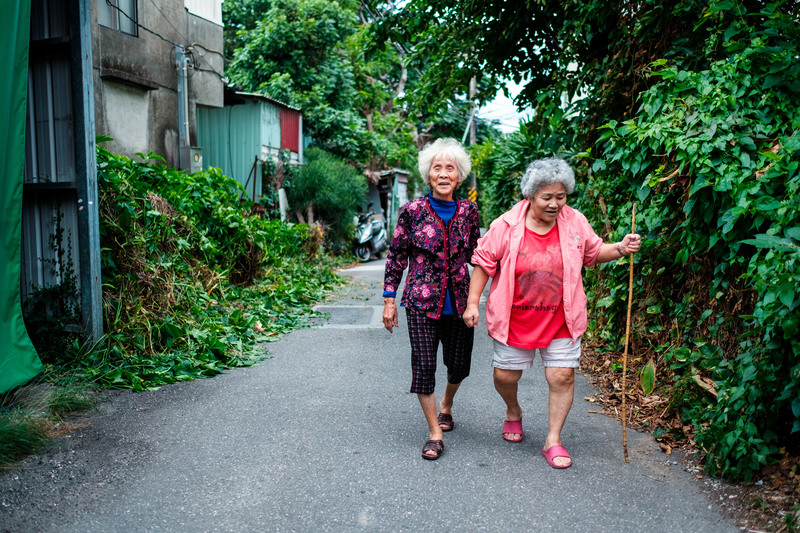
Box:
[505,406,522,421]
[544,436,562,449]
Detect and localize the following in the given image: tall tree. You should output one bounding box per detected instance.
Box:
[224,0,500,173]
[222,0,274,54]
[227,0,369,160]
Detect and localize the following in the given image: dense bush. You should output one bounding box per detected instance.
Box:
[591,3,799,480]
[473,1,800,481]
[285,146,368,244]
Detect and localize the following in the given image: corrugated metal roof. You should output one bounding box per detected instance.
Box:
[229,90,302,112]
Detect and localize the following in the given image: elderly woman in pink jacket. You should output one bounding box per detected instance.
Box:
[462,157,640,469]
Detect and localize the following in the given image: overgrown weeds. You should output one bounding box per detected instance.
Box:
[23,141,346,392]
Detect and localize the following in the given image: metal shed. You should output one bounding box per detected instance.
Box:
[197,90,303,204]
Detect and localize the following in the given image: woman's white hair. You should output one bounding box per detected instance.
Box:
[418,138,472,186]
[520,157,575,199]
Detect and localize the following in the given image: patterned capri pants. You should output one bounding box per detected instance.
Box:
[406,308,474,395]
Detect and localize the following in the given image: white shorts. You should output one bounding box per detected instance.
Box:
[491,337,581,370]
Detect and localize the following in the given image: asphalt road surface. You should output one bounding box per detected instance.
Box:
[0,259,739,532]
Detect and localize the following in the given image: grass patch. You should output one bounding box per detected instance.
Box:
[0,372,100,469]
[0,414,49,468]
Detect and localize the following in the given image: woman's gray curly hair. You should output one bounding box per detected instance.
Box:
[418,138,472,186]
[520,157,575,199]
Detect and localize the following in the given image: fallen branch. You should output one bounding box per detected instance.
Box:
[692,374,718,398]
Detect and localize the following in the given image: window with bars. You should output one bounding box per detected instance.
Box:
[98,0,138,36]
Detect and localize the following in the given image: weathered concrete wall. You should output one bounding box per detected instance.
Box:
[91,0,223,167]
[102,80,150,156]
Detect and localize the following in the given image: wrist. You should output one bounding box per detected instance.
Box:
[617,242,625,256]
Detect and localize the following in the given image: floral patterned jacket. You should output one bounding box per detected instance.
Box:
[383,195,481,319]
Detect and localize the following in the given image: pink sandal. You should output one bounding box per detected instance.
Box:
[502,418,523,443]
[541,445,572,469]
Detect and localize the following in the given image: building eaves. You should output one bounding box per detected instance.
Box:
[228,89,302,112]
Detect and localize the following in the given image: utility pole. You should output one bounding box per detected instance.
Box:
[469,76,477,148]
[468,76,477,199]
[175,45,191,170]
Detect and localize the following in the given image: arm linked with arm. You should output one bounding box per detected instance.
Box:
[463,265,489,328]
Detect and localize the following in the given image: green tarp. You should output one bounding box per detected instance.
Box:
[0,0,42,394]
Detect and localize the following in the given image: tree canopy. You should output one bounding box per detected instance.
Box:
[224,0,501,171]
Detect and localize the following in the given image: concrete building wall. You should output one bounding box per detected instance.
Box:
[91,0,223,168]
[102,80,150,156]
[186,11,224,147]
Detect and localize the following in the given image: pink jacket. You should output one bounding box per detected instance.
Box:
[471,200,604,344]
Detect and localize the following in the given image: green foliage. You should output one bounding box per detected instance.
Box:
[222,0,275,53]
[285,147,367,243]
[463,0,800,482]
[366,0,500,115]
[587,2,800,481]
[641,361,656,396]
[80,141,344,390]
[47,384,97,418]
[786,504,799,531]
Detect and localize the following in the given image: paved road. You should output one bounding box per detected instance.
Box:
[1,260,738,532]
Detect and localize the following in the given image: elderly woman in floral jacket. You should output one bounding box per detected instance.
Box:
[382,138,481,460]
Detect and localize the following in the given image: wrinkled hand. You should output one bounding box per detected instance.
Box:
[383,300,399,333]
[462,305,480,328]
[618,233,642,255]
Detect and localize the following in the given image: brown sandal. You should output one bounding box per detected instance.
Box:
[437,413,454,432]
[421,439,444,460]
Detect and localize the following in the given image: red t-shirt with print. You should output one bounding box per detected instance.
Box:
[506,225,571,349]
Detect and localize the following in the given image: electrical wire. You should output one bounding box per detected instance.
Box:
[146,0,188,45]
[190,42,230,62]
[104,0,228,83]
[187,47,229,83]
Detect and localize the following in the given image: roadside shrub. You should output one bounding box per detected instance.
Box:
[587,3,800,480]
[285,146,367,245]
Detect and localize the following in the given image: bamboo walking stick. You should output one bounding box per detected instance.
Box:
[621,204,636,463]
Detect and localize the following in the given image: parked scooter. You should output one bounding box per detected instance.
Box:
[353,203,388,262]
